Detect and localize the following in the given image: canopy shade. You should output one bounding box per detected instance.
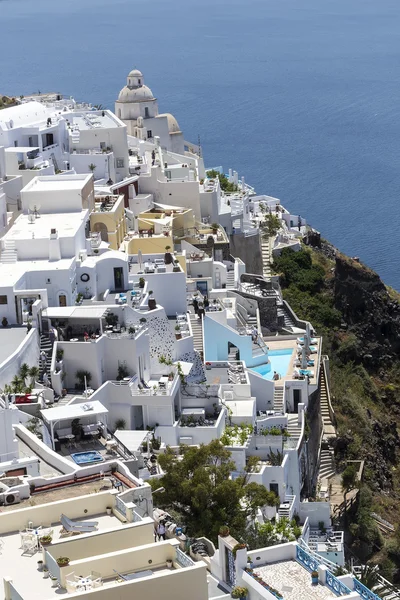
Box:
[41,400,108,424]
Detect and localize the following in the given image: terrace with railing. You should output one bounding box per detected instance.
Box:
[94,194,122,213]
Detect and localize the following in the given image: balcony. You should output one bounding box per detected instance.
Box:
[94,194,121,213]
[130,371,179,397]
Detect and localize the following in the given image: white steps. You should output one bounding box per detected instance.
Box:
[226,271,235,289]
[287,414,302,443]
[261,239,272,279]
[1,240,17,263]
[190,317,203,353]
[273,385,284,413]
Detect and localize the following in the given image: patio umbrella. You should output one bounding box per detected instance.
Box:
[304,322,311,353]
[301,346,307,369]
[138,249,143,270]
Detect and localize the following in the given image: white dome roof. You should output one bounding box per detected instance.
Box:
[117,84,155,103]
[128,69,143,77]
[157,113,181,133]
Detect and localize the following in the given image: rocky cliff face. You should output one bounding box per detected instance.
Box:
[333,253,400,370]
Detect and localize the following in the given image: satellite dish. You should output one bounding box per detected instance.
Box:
[29,203,41,218]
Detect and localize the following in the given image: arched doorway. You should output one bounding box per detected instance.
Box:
[93,222,109,242]
[58,294,67,307]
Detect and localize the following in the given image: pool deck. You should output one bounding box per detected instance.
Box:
[255,336,321,385]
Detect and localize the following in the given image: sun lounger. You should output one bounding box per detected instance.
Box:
[60,514,98,533]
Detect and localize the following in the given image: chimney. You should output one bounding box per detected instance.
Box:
[49,228,61,261]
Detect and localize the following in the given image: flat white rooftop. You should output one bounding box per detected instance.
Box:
[255,561,334,600]
[2,513,122,600]
[71,111,122,131]
[3,211,86,241]
[22,174,92,193]
[0,257,76,287]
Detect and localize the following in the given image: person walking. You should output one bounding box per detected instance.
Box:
[192,297,199,315]
[40,350,47,369]
[157,521,166,541]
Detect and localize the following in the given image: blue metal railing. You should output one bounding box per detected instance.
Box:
[296,545,320,573]
[326,570,352,597]
[353,579,382,600]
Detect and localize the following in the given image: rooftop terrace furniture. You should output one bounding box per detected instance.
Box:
[113,569,153,581]
[60,514,99,533]
[56,427,73,440]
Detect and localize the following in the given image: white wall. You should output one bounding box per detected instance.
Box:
[299,501,331,527]
[0,328,39,391]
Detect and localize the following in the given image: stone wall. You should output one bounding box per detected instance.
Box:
[228,232,263,275]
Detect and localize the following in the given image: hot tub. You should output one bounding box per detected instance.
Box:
[71,451,104,465]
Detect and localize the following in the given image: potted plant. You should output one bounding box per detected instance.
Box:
[56,557,70,568]
[128,326,135,337]
[71,418,83,441]
[40,535,53,546]
[56,348,64,362]
[232,543,247,558]
[50,574,58,588]
[43,566,49,578]
[219,525,230,537]
[37,559,44,571]
[139,317,147,325]
[148,291,156,311]
[311,570,319,584]
[164,245,173,265]
[247,556,254,570]
[205,362,212,370]
[231,586,248,599]
[139,277,145,289]
[175,324,181,340]
[211,222,219,234]
[106,506,112,515]
[2,317,8,327]
[166,558,173,569]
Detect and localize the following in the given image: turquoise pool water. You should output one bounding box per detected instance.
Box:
[251,349,293,380]
[71,451,104,465]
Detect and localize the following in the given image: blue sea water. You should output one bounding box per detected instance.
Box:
[1,0,400,289]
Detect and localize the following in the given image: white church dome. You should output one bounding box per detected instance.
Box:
[157,113,181,132]
[128,69,143,78]
[117,84,155,103]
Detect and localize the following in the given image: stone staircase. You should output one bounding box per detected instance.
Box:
[273,385,284,413]
[319,446,336,480]
[318,363,337,483]
[277,302,296,331]
[190,316,203,353]
[0,240,17,264]
[261,239,272,279]
[320,365,336,438]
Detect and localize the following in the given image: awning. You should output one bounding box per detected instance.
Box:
[113,430,149,453]
[41,400,108,424]
[153,201,187,211]
[43,306,108,319]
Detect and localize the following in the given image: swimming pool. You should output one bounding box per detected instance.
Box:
[251,349,293,380]
[71,451,104,465]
